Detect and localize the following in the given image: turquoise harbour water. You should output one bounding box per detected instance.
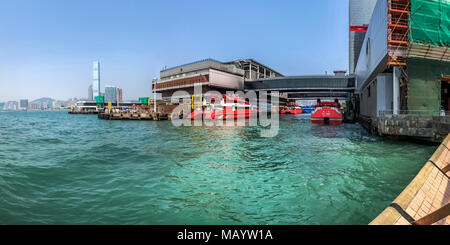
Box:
[0,111,437,225]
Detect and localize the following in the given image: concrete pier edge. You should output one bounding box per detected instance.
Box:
[370,134,450,225]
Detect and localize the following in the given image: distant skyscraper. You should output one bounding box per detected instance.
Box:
[93,61,100,98]
[88,84,93,101]
[349,0,377,74]
[105,85,117,103]
[116,87,123,102]
[19,99,28,110]
[5,101,18,110]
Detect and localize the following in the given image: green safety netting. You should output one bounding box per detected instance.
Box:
[407,57,450,114]
[410,0,450,46]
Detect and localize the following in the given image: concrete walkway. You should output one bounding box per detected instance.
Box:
[370,134,450,225]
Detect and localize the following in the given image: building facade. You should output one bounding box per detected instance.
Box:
[88,84,93,101]
[349,0,378,74]
[4,101,18,110]
[30,103,41,110]
[19,99,28,110]
[116,88,123,102]
[153,58,282,99]
[104,85,117,103]
[355,0,450,141]
[93,61,100,98]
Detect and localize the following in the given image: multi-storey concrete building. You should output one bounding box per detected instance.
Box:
[116,87,123,102]
[29,103,41,110]
[152,58,282,98]
[355,0,450,142]
[104,85,117,103]
[19,99,28,110]
[88,84,93,101]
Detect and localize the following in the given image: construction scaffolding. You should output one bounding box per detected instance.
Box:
[407,0,450,61]
[388,0,411,111]
[388,0,410,67]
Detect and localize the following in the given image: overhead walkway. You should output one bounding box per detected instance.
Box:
[245,75,356,100]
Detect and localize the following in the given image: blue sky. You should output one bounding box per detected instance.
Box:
[0,0,349,101]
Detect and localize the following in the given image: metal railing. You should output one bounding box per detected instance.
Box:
[378,110,450,118]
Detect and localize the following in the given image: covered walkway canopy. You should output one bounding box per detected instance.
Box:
[244,75,356,99]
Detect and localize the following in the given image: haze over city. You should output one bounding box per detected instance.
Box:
[0,0,349,101]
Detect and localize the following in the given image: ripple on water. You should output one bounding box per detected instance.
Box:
[0,111,438,224]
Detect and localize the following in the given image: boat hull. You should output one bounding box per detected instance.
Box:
[280,109,302,114]
[311,107,343,125]
[311,118,343,125]
[188,109,259,120]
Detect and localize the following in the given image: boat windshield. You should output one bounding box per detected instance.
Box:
[316,102,340,107]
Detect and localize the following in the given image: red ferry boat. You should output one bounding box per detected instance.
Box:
[188,94,259,120]
[311,99,343,125]
[280,102,303,114]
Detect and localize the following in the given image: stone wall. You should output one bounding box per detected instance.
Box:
[377,115,450,143]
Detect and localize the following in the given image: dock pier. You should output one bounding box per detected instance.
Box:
[68,111,99,115]
[97,104,179,121]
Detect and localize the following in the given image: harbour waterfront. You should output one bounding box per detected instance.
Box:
[0,111,437,225]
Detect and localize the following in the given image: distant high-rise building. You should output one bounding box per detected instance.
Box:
[19,99,28,110]
[105,85,117,103]
[93,61,100,98]
[0,102,5,110]
[5,101,18,110]
[88,84,93,101]
[349,0,377,74]
[30,103,41,110]
[116,88,123,102]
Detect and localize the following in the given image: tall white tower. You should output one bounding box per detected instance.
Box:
[93,61,100,98]
[349,0,377,74]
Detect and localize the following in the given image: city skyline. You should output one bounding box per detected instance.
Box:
[0,0,349,101]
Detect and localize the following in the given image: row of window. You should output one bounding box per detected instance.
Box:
[155,75,209,90]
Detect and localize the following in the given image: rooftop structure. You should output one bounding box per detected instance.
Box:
[154,58,282,98]
[224,59,283,80]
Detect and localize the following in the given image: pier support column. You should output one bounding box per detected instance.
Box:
[393,67,401,115]
[257,65,260,79]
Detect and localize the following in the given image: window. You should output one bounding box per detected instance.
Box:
[368,84,371,97]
